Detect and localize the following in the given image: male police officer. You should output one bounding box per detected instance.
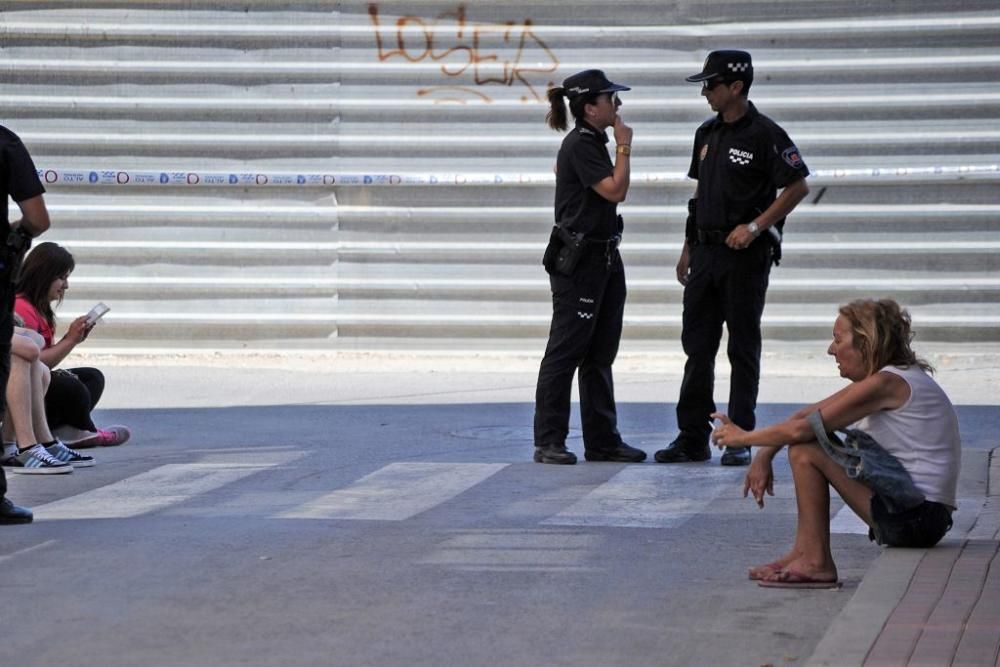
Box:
[0,124,51,523]
[656,50,809,466]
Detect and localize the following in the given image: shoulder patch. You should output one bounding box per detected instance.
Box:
[781,145,804,169]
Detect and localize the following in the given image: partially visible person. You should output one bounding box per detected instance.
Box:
[0,122,52,523]
[710,299,960,588]
[533,69,645,465]
[657,50,809,467]
[1,329,95,473]
[15,242,130,449]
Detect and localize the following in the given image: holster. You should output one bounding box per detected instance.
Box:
[684,198,698,245]
[542,226,586,276]
[0,227,31,284]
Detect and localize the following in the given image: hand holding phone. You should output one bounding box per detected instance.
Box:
[85,302,110,326]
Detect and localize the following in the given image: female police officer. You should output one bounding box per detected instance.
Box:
[533,70,646,465]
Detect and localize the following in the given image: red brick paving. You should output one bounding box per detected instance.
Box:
[863,539,1000,667]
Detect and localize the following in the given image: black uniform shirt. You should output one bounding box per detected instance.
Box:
[554,120,618,239]
[0,125,43,335]
[1,125,45,232]
[688,101,808,231]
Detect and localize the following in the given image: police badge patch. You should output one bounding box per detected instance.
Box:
[781,146,804,169]
[700,144,709,161]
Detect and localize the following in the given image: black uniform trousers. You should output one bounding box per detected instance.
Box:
[677,239,771,443]
[534,250,626,453]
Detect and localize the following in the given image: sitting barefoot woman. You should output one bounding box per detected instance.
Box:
[711,299,959,589]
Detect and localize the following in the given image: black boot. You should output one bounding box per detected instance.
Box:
[720,447,751,466]
[534,444,577,465]
[654,436,711,463]
[0,498,33,525]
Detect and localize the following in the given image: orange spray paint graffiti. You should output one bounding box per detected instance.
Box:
[368,4,560,103]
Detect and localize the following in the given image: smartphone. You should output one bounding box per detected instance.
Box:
[85,302,110,325]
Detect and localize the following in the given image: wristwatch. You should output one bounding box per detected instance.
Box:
[747,221,761,238]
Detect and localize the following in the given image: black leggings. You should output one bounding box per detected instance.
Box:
[45,367,105,432]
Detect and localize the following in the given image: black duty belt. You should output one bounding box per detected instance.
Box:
[582,235,621,251]
[696,229,732,245]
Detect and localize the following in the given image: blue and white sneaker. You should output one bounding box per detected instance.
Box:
[45,440,96,468]
[4,444,73,475]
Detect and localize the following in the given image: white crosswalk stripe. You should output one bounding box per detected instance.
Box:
[35,452,303,520]
[543,465,745,529]
[279,462,508,521]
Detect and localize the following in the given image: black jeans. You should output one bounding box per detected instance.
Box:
[676,240,771,442]
[534,251,626,454]
[45,367,105,432]
[0,340,10,500]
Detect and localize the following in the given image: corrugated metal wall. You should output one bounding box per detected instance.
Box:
[2,0,998,349]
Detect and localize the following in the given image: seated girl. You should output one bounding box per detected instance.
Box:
[14,242,130,449]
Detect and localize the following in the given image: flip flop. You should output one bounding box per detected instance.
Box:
[758,570,842,590]
[748,561,786,581]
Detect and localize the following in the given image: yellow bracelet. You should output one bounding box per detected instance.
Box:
[616,144,631,155]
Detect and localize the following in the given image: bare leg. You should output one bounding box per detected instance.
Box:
[763,442,873,582]
[6,355,38,449]
[31,361,55,444]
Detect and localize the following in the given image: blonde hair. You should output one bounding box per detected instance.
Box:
[838,299,934,377]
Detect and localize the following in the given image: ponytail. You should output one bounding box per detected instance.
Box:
[546,86,568,131]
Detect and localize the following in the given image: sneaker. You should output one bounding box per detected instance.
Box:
[44,441,96,468]
[4,444,74,475]
[72,425,131,449]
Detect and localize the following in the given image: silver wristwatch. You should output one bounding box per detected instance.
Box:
[747,221,761,238]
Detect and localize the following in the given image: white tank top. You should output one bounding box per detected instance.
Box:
[855,365,961,509]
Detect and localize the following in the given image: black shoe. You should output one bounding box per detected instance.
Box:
[534,444,577,465]
[654,437,711,463]
[720,446,751,466]
[0,498,33,525]
[584,442,647,463]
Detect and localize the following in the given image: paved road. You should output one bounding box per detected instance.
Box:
[2,356,995,667]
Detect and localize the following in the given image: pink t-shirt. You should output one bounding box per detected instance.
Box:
[14,295,54,348]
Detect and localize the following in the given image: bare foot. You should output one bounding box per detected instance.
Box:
[761,557,837,585]
[748,551,800,581]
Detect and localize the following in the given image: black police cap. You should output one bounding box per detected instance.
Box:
[562,69,631,99]
[686,50,753,83]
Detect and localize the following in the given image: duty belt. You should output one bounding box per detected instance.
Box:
[583,235,621,251]
[696,229,732,245]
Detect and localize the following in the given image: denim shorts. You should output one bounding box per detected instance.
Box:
[868,495,953,548]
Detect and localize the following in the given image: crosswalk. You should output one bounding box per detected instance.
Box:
[28,454,879,533]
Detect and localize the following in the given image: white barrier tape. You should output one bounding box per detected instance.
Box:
[35,164,1000,187]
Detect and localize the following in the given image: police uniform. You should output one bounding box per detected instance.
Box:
[661,51,809,464]
[534,70,645,465]
[0,125,44,522]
